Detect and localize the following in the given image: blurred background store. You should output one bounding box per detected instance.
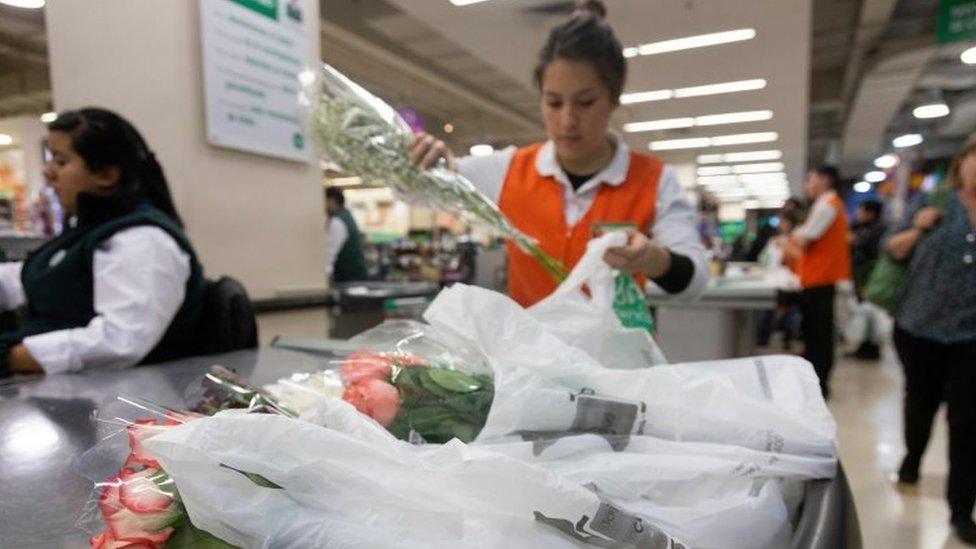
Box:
[0,0,974,547]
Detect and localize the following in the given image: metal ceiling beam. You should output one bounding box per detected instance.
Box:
[320,17,541,134]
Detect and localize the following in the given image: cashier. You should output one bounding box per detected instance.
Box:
[0,108,206,376]
[409,0,707,307]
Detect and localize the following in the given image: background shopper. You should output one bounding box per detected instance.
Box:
[792,166,852,397]
[0,108,206,376]
[406,0,707,307]
[887,135,976,545]
[847,200,886,359]
[324,186,368,283]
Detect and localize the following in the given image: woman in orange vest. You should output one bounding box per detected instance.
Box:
[409,0,707,308]
[790,166,852,398]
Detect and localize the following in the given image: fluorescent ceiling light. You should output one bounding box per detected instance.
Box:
[892,133,923,148]
[696,154,725,164]
[449,0,491,5]
[698,175,739,186]
[674,79,767,99]
[913,103,950,119]
[469,144,494,156]
[40,112,57,123]
[962,45,976,65]
[652,132,778,151]
[623,118,694,132]
[731,162,785,174]
[739,172,788,183]
[0,134,12,146]
[0,0,44,7]
[621,79,766,105]
[626,110,774,134]
[695,110,773,126]
[724,150,782,162]
[620,90,674,105]
[874,154,898,169]
[710,132,778,146]
[697,166,732,176]
[864,171,886,183]
[650,137,712,151]
[853,181,872,193]
[624,28,756,58]
[697,150,781,164]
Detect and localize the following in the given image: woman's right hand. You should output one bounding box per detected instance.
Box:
[409,133,456,171]
[913,207,943,232]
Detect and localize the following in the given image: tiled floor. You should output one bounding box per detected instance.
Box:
[829,347,967,549]
[256,308,970,548]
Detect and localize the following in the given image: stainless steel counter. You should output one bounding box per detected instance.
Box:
[0,347,860,548]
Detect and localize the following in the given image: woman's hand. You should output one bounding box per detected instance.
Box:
[408,133,456,171]
[8,344,43,374]
[603,231,672,278]
[913,207,943,232]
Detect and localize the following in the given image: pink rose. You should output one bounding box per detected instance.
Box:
[124,413,200,469]
[92,468,178,548]
[342,378,401,426]
[340,352,393,385]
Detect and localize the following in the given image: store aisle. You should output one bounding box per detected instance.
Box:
[831,349,966,549]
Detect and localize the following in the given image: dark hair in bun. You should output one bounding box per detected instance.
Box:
[533,0,626,103]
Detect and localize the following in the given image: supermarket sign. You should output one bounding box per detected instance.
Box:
[937,0,976,43]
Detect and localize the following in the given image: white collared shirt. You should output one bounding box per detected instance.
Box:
[457,137,707,299]
[0,226,191,374]
[325,216,349,279]
[796,190,839,241]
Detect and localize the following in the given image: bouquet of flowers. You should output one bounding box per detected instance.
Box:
[306,62,567,281]
[83,408,242,548]
[267,349,493,444]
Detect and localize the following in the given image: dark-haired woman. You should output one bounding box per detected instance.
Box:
[0,108,206,376]
[409,0,706,307]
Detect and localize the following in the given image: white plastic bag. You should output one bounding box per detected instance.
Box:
[147,408,693,549]
[529,232,668,368]
[424,283,836,458]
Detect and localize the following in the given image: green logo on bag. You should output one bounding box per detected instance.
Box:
[613,274,655,334]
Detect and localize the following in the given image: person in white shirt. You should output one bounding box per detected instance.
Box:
[0,108,207,376]
[406,0,706,308]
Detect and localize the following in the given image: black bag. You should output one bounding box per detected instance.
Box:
[200,276,258,354]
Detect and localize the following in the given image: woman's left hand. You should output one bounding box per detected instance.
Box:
[603,230,672,278]
[9,344,43,374]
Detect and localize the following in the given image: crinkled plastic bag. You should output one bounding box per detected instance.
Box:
[145,407,694,549]
[424,282,836,458]
[529,232,668,369]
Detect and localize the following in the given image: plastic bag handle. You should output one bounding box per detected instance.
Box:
[546,232,626,303]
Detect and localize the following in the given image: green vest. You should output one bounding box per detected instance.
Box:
[331,207,368,282]
[0,204,206,368]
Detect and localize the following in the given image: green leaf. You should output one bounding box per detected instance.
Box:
[426,369,483,393]
[218,464,283,489]
[164,522,239,548]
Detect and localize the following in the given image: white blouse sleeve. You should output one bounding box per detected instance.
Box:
[650,166,709,300]
[325,216,349,279]
[455,145,517,204]
[0,261,25,311]
[22,226,191,374]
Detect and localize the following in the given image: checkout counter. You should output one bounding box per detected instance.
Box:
[0,347,860,548]
[648,263,777,363]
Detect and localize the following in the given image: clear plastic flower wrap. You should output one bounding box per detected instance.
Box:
[73,400,243,548]
[306,62,568,281]
[264,320,494,444]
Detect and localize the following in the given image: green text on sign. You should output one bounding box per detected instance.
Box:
[938,0,976,43]
[230,0,278,21]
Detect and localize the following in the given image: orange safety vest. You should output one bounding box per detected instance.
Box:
[798,193,852,288]
[498,143,662,307]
